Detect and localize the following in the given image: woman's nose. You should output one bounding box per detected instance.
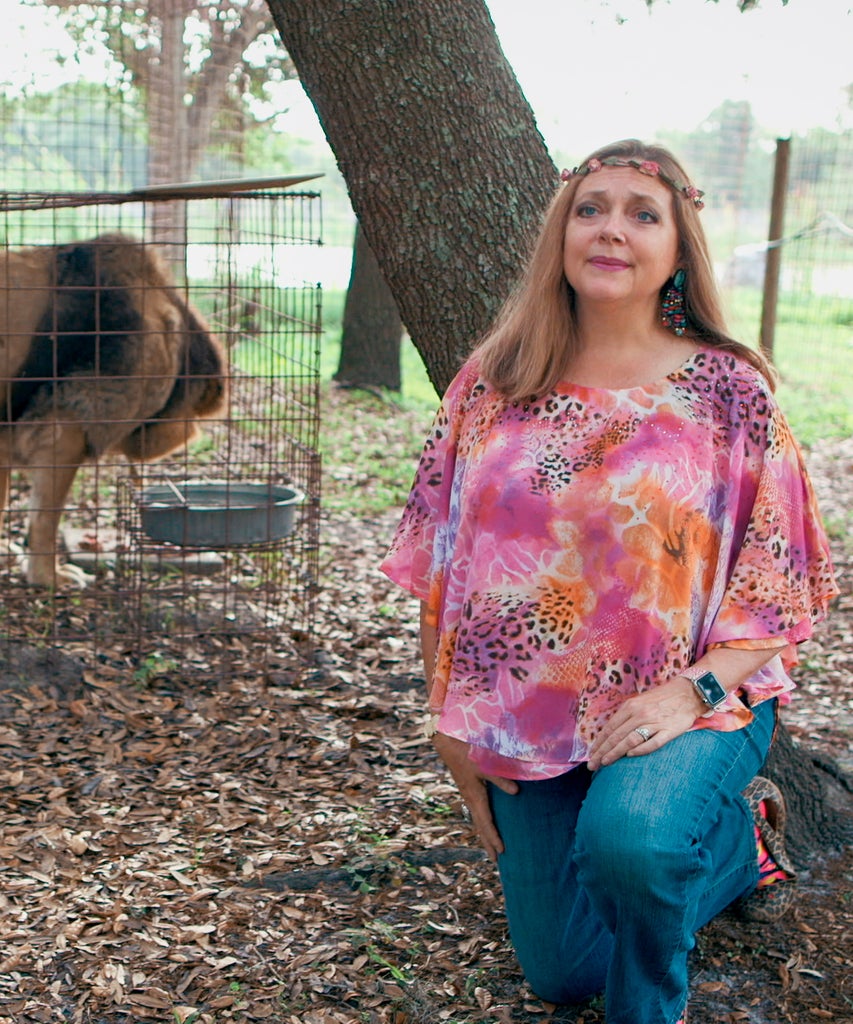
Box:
[599,217,625,242]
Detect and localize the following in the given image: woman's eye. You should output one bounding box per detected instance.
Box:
[577,204,598,217]
[637,210,659,223]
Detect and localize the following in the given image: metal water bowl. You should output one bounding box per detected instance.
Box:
[138,481,304,548]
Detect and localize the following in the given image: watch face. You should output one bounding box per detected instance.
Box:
[695,671,727,706]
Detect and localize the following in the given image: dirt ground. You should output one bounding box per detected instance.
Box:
[0,437,850,1024]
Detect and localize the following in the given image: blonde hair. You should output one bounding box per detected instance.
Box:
[476,139,775,401]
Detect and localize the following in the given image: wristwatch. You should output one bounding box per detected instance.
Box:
[680,665,729,718]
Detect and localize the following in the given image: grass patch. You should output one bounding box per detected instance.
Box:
[319,288,438,404]
[724,286,853,444]
[318,287,438,516]
[774,383,853,447]
[320,385,433,515]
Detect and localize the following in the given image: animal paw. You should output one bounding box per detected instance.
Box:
[22,557,94,589]
[56,562,95,588]
[1,540,27,573]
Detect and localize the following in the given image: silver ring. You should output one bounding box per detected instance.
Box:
[634,726,652,742]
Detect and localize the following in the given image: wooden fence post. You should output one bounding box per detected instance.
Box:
[760,138,791,360]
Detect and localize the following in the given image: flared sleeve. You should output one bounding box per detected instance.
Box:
[379,361,478,605]
[700,381,838,665]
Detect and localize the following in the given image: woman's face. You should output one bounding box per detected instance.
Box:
[562,166,680,316]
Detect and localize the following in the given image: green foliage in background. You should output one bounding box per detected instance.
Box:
[726,287,853,445]
[0,81,148,193]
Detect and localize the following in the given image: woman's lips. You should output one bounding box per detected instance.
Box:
[589,256,631,270]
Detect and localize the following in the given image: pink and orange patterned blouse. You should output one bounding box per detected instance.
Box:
[380,349,838,780]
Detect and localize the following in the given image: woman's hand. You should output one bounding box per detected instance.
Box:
[431,733,519,862]
[586,676,704,771]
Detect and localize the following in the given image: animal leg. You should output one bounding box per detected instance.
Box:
[24,431,92,588]
[119,418,200,462]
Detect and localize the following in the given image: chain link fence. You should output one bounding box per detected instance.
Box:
[665,115,852,442]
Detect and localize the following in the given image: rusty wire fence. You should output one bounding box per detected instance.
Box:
[661,122,853,441]
[0,182,323,680]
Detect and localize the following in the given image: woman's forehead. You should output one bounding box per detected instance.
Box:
[574,165,673,203]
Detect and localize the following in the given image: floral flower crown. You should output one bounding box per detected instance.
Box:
[561,157,705,210]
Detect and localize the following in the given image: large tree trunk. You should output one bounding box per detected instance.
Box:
[264,0,557,396]
[764,717,852,864]
[262,0,851,857]
[335,222,404,391]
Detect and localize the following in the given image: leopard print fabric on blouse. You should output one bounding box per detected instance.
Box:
[381,349,838,780]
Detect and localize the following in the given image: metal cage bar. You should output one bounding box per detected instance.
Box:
[0,185,322,675]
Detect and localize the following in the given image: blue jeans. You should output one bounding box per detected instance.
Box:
[489,699,776,1024]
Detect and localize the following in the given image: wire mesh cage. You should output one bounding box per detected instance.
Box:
[0,181,322,676]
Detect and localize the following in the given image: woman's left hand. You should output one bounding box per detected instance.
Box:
[586,676,704,771]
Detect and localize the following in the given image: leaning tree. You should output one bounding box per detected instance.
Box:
[264,0,851,859]
[265,0,557,396]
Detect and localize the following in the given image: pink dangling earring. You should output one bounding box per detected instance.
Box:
[661,269,688,335]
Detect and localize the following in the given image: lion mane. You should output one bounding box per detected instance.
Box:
[0,233,227,586]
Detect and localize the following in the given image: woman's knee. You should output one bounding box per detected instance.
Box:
[574,801,684,894]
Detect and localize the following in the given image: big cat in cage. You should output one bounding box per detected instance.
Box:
[0,232,227,588]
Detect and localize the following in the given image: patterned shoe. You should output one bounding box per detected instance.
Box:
[735,775,797,923]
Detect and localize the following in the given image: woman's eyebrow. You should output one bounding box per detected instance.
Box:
[576,188,664,206]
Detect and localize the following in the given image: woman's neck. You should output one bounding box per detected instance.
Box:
[565,304,699,389]
[575,300,661,351]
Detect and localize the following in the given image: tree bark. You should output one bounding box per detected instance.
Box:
[264,0,557,396]
[764,716,853,864]
[335,222,404,391]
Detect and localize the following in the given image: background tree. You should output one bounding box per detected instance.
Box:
[335,222,404,392]
[37,0,403,370]
[46,0,293,243]
[660,101,774,214]
[264,0,850,857]
[41,0,399,373]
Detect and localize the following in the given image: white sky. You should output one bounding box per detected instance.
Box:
[274,0,853,158]
[2,0,851,158]
[485,0,853,156]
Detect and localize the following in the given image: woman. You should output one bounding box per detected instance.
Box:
[380,140,838,1024]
